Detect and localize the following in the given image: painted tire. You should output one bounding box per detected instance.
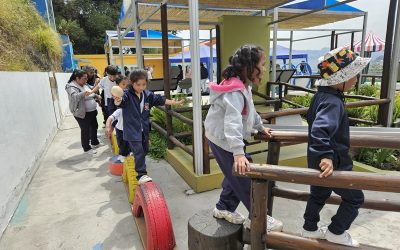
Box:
[124,156,138,203]
[108,156,123,176]
[132,182,176,250]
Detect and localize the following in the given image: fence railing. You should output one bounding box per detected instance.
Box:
[238,128,400,250]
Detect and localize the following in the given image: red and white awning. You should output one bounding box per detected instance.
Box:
[345,32,385,52]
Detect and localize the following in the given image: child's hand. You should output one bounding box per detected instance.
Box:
[105,125,113,139]
[174,99,185,106]
[262,127,272,138]
[319,158,333,178]
[233,154,250,175]
[114,96,122,105]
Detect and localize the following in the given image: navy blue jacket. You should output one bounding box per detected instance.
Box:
[119,87,166,142]
[307,86,352,171]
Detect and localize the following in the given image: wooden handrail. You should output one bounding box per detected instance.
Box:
[260,99,391,119]
[255,130,400,149]
[244,164,400,193]
[272,187,400,212]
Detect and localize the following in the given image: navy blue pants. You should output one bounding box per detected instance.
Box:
[74,110,99,152]
[107,98,117,117]
[115,128,130,157]
[303,164,364,235]
[209,141,252,213]
[128,135,149,180]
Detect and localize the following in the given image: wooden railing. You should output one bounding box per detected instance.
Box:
[237,128,400,250]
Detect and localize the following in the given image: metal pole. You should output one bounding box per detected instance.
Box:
[133,0,143,68]
[109,36,114,65]
[360,12,368,57]
[181,42,185,79]
[330,31,335,50]
[117,25,125,75]
[350,32,355,51]
[379,0,397,127]
[289,30,293,68]
[189,0,204,175]
[209,29,214,82]
[271,8,278,98]
[385,0,400,126]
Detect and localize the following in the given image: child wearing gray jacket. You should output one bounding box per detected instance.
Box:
[204,45,283,231]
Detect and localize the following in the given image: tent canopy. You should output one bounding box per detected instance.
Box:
[345,32,385,52]
[119,0,365,30]
[169,45,217,63]
[271,45,308,61]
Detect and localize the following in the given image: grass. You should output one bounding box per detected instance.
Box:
[0,0,62,71]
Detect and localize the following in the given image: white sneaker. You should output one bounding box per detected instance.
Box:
[85,149,97,155]
[326,230,359,247]
[244,215,283,232]
[118,155,126,163]
[138,175,152,185]
[213,208,245,224]
[302,227,326,239]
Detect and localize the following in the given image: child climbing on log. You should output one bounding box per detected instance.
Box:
[301,48,371,247]
[114,69,184,184]
[105,76,130,162]
[204,45,283,232]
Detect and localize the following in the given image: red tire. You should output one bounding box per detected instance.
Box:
[108,156,123,176]
[132,182,176,250]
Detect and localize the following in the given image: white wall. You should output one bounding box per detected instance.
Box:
[55,72,72,117]
[0,72,58,235]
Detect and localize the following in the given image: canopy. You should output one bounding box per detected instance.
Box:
[344,33,385,52]
[169,45,217,63]
[105,30,181,41]
[271,45,308,61]
[119,0,365,30]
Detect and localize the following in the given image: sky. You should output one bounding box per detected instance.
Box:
[177,0,390,51]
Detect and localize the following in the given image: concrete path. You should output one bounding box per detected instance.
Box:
[1,115,399,250]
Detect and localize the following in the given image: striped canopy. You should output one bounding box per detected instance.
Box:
[346,33,385,52]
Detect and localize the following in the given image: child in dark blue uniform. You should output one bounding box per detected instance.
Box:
[301,48,371,247]
[114,69,183,184]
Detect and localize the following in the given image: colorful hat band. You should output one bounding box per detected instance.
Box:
[318,49,357,79]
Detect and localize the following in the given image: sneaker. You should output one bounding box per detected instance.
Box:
[138,175,152,185]
[118,155,126,163]
[213,208,245,224]
[302,227,326,239]
[85,149,97,155]
[92,141,105,148]
[244,215,283,232]
[326,230,359,247]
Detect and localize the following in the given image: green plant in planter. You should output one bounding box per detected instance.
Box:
[357,148,398,170]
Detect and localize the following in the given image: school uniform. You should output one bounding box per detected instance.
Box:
[109,108,130,157]
[99,76,116,115]
[118,87,166,179]
[303,86,364,235]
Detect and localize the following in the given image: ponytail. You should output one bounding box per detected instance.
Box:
[68,69,86,83]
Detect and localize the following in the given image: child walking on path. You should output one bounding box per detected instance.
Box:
[204,45,283,231]
[114,69,183,184]
[105,76,130,162]
[100,65,118,116]
[301,48,371,247]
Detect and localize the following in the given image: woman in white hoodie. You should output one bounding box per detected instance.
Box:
[204,45,283,232]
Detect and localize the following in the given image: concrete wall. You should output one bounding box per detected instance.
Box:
[0,72,61,236]
[55,72,73,118]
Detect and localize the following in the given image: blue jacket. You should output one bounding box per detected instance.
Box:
[307,86,352,171]
[119,87,166,142]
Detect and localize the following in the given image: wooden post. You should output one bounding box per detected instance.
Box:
[335,34,339,49]
[378,0,398,127]
[266,140,280,216]
[330,31,336,50]
[250,179,268,250]
[216,25,221,84]
[202,126,210,174]
[161,4,174,149]
[350,32,355,51]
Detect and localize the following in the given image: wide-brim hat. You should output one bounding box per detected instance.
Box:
[316,47,371,86]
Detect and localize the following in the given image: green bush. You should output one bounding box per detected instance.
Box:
[357,148,400,171]
[358,85,379,97]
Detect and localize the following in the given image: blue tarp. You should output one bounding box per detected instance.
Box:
[61,35,77,72]
[271,45,308,61]
[283,0,362,12]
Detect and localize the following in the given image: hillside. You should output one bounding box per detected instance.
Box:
[0,0,62,71]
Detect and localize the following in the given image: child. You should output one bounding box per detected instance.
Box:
[204,45,283,232]
[105,76,130,162]
[114,69,183,184]
[301,48,370,247]
[100,65,118,116]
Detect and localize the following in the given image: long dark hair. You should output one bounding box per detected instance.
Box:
[68,69,87,83]
[222,45,265,83]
